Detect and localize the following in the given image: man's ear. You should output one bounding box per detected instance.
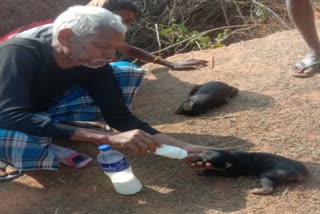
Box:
[57,29,74,47]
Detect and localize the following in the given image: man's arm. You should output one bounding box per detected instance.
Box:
[14,26,207,70]
[117,43,208,70]
[118,44,174,68]
[70,126,217,160]
[77,66,216,155]
[0,41,77,138]
[75,64,210,154]
[70,127,160,154]
[81,64,160,134]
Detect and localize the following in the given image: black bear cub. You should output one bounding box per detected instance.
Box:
[189,150,308,195]
[175,81,238,116]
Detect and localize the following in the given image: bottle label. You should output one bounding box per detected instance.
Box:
[100,157,130,172]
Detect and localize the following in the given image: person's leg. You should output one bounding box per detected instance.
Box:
[0,160,20,181]
[45,60,146,121]
[0,85,106,178]
[0,66,146,179]
[111,61,146,107]
[42,61,146,129]
[0,88,100,179]
[0,127,58,180]
[287,0,320,77]
[42,85,104,122]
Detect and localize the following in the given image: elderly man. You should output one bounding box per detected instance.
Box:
[0,6,213,181]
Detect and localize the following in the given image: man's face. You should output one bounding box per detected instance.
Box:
[114,9,136,28]
[69,29,125,68]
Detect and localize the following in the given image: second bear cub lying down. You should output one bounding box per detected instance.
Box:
[175,81,238,116]
[189,150,308,195]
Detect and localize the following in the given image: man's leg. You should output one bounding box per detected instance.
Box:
[42,62,146,130]
[111,61,146,107]
[287,0,320,77]
[42,85,104,122]
[45,61,146,122]
[0,79,137,177]
[0,128,58,175]
[0,89,101,178]
[42,61,146,130]
[42,86,111,133]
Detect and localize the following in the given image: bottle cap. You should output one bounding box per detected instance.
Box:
[176,149,188,159]
[98,144,111,152]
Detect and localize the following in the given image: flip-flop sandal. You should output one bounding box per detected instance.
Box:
[0,161,22,182]
[289,60,320,78]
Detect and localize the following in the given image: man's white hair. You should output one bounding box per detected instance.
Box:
[52,5,127,45]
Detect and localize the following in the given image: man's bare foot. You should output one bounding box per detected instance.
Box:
[289,53,320,78]
[0,161,21,181]
[4,164,19,175]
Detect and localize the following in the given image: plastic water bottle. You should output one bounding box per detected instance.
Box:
[153,144,188,159]
[97,144,142,195]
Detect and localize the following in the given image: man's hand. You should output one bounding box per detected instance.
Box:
[107,129,161,154]
[168,59,208,70]
[87,0,108,7]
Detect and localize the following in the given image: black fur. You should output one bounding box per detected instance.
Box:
[175,81,238,116]
[190,150,308,194]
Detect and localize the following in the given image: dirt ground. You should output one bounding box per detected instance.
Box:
[1,22,320,214]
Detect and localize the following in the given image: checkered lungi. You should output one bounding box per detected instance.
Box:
[0,61,146,171]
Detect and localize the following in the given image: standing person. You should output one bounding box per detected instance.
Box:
[287,0,320,78]
[0,6,214,181]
